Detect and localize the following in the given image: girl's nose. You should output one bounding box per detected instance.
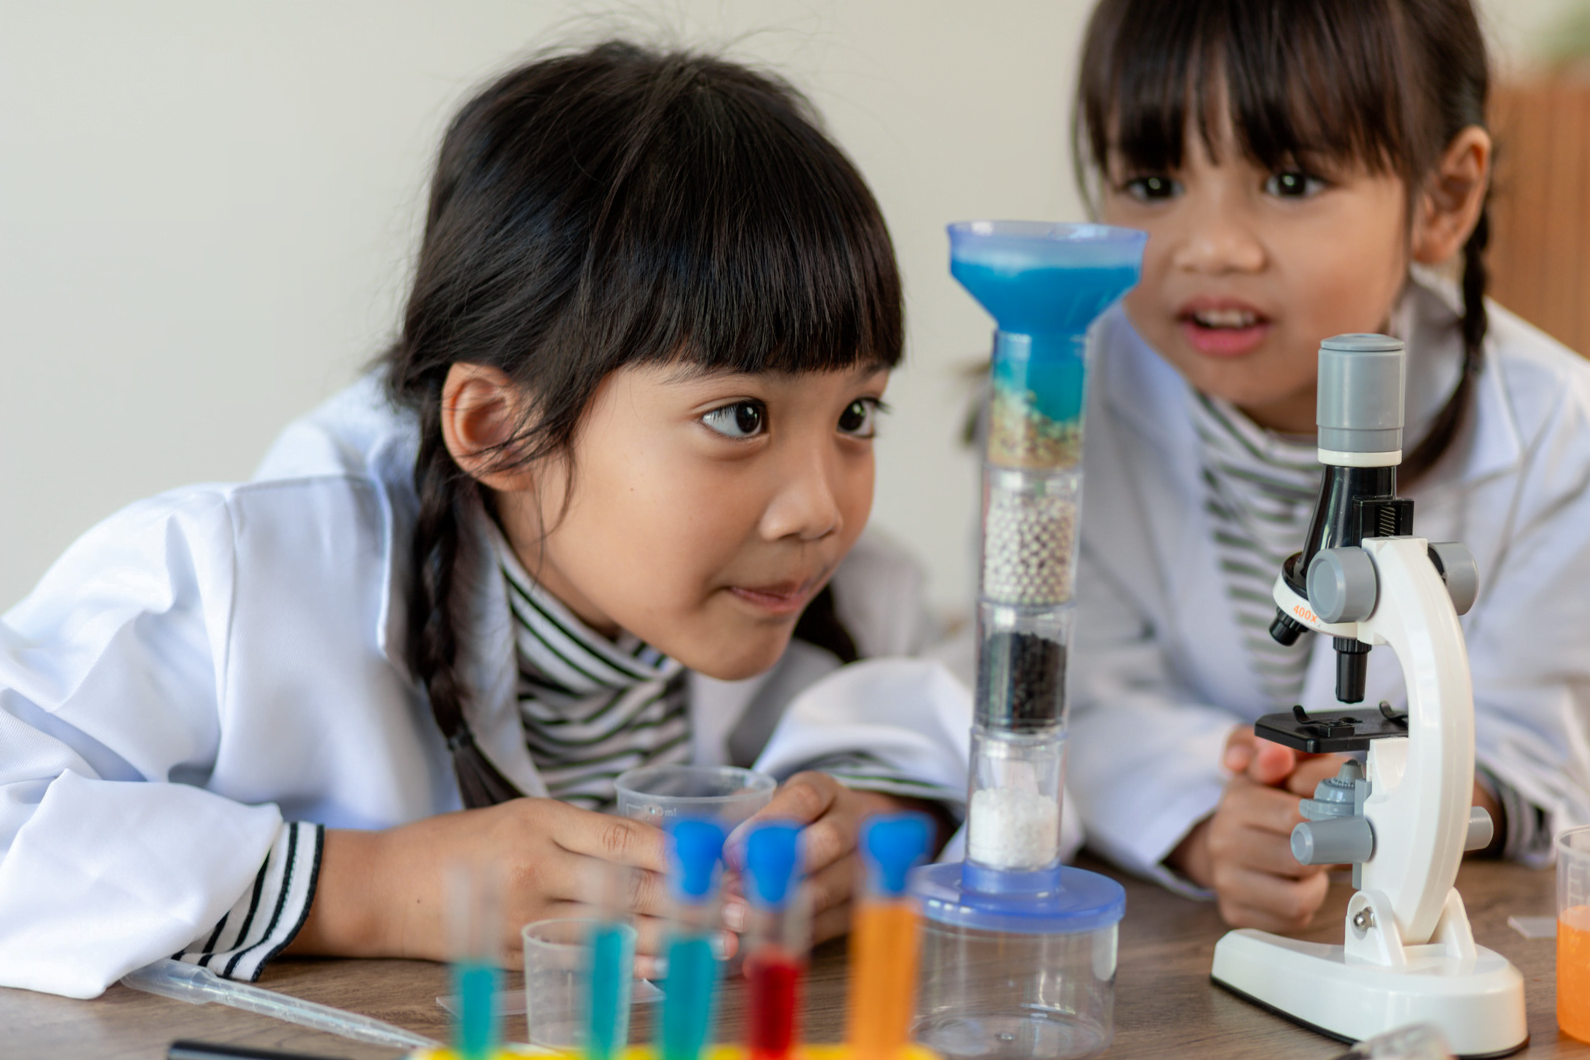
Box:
[1171,206,1266,275]
[761,450,843,543]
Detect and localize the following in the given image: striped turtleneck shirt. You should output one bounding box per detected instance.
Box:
[495,536,691,812]
[1191,392,1322,710]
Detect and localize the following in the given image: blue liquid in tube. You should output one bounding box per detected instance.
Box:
[659,935,718,1060]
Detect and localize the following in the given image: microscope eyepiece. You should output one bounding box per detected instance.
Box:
[1317,334,1405,465]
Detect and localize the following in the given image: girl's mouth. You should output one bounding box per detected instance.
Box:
[727,578,820,617]
[1179,304,1272,358]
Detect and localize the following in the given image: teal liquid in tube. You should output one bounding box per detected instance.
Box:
[452,959,500,1060]
[446,863,505,1060]
[585,921,631,1060]
[658,818,727,1060]
[660,935,718,1060]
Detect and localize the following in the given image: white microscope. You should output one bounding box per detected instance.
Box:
[1209,334,1528,1057]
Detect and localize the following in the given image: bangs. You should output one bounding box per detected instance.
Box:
[398,42,903,468]
[583,64,903,376]
[1077,0,1415,184]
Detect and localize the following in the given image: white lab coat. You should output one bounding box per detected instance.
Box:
[0,376,964,998]
[1066,277,1590,889]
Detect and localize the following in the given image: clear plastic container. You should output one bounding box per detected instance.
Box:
[911,863,1124,1060]
[614,764,775,825]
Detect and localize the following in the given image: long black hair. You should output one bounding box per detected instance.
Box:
[1074,0,1490,483]
[383,41,903,807]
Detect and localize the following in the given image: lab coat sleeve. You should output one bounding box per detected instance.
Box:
[1462,394,1590,864]
[1064,548,1237,894]
[0,491,289,998]
[172,821,324,981]
[753,658,1085,865]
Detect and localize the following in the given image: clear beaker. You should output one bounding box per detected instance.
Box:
[522,917,638,1052]
[614,764,775,826]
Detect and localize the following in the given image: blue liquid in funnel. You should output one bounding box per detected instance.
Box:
[950,224,1144,428]
[951,261,1142,339]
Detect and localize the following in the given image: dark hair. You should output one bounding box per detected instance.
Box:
[1074,0,1490,482]
[383,41,902,806]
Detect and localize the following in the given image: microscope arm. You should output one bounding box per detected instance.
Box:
[1270,536,1476,945]
[1352,537,1474,946]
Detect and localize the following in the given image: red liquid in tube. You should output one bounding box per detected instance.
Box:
[746,948,803,1060]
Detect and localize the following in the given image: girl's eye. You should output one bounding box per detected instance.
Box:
[1265,171,1327,199]
[701,400,766,439]
[837,398,882,438]
[1121,174,1181,202]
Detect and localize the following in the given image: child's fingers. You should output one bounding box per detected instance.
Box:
[1221,726,1257,773]
[809,903,851,946]
[759,772,842,827]
[541,801,669,872]
[1212,864,1330,934]
[1246,739,1299,786]
[1225,820,1325,878]
[1221,776,1308,838]
[1285,752,1351,796]
[633,926,737,980]
[801,852,858,919]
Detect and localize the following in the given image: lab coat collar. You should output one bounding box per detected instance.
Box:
[1096,273,1525,496]
[367,439,546,799]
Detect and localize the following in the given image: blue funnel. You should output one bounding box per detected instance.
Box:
[950,222,1145,431]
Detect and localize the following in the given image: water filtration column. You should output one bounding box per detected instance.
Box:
[951,222,1147,873]
[908,223,1146,1060]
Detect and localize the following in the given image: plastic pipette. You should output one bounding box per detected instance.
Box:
[659,818,726,1060]
[742,822,805,1060]
[122,958,438,1051]
[847,814,930,1060]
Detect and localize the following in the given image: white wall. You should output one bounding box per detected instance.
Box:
[0,0,1093,614]
[0,0,1550,614]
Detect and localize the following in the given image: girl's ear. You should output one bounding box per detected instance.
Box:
[440,362,538,491]
[1411,125,1492,266]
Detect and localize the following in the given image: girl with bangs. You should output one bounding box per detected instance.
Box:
[0,42,958,997]
[1064,0,1590,931]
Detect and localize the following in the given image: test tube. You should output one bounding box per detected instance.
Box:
[446,862,503,1060]
[584,862,635,1060]
[742,822,806,1060]
[847,814,931,1060]
[659,818,726,1060]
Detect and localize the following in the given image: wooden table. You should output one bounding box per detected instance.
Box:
[4,857,1584,1060]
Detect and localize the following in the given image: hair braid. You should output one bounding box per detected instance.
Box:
[407,393,526,808]
[1401,196,1489,486]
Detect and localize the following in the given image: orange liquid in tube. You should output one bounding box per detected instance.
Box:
[845,814,930,1060]
[847,901,921,1059]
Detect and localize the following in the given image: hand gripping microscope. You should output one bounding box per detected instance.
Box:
[1209,334,1527,1057]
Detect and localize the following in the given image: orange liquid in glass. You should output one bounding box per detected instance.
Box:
[1560,904,1590,1043]
[846,900,920,1060]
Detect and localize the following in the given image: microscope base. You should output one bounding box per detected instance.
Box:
[1210,929,1527,1058]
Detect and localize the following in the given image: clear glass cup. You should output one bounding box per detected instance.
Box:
[614,764,775,825]
[1559,826,1590,1043]
[522,917,637,1051]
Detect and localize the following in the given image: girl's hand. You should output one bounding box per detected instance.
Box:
[1168,727,1347,933]
[721,771,949,947]
[285,798,673,969]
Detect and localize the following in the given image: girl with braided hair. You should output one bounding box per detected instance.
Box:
[1056,0,1590,932]
[0,41,960,997]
